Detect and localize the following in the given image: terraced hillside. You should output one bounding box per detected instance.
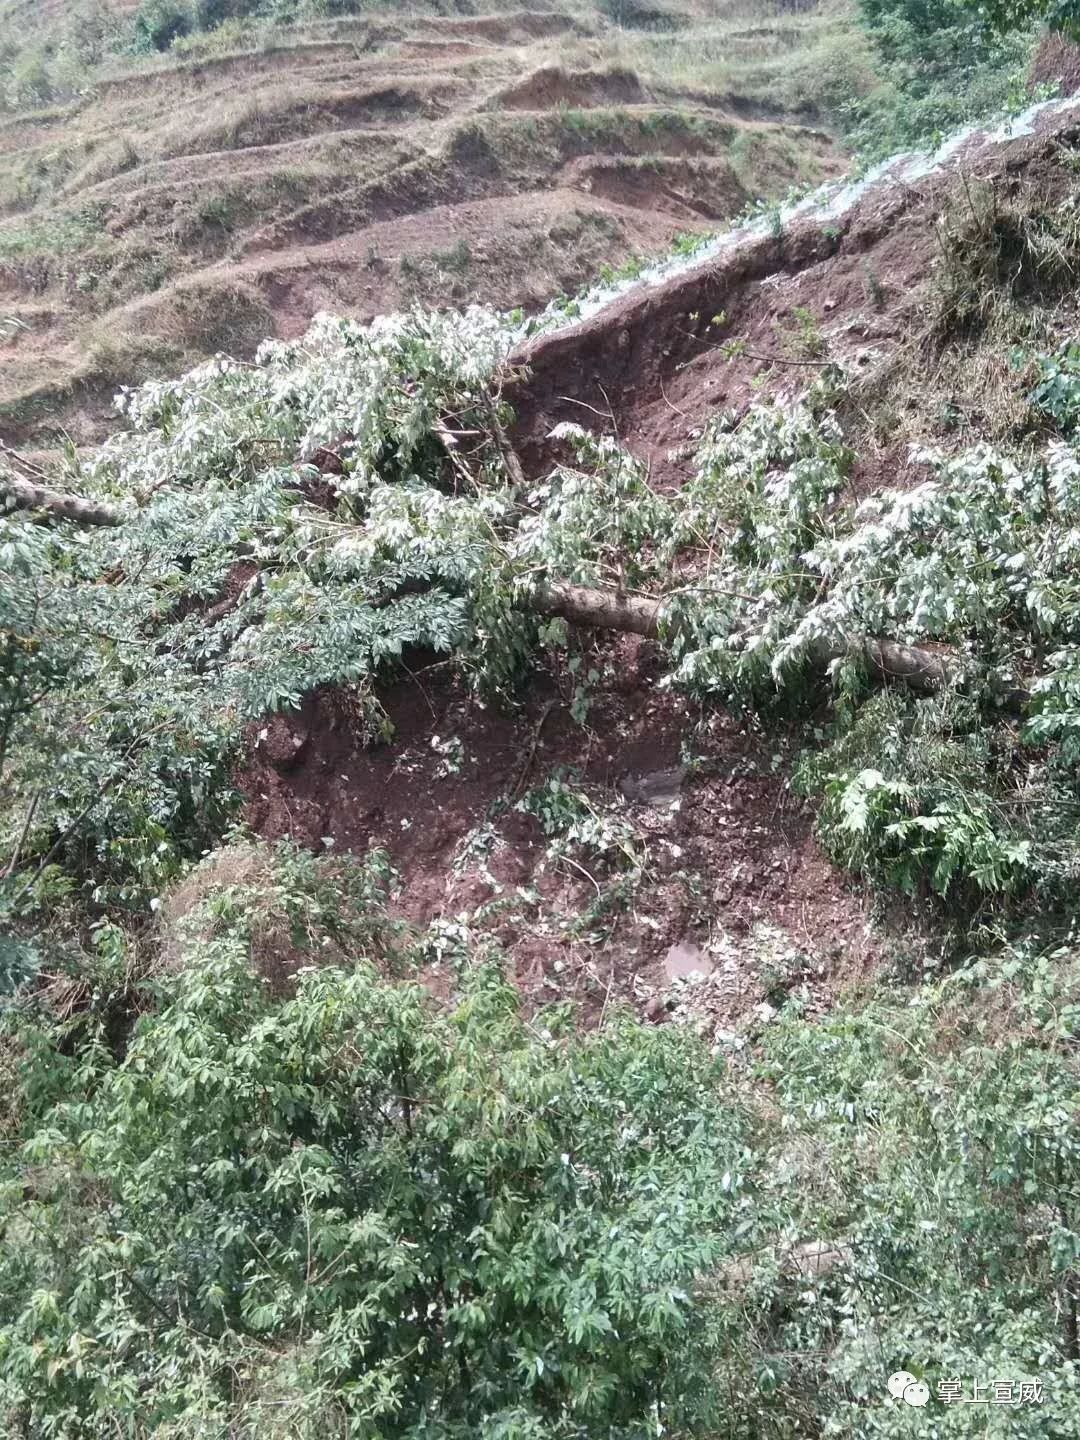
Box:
[0,0,859,443]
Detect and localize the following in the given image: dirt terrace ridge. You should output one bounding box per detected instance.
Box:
[0,2,843,447]
[511,93,1080,480]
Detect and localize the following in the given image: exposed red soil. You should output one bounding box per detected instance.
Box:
[565,155,750,221]
[238,190,687,340]
[488,65,650,111]
[509,203,931,484]
[240,647,876,1025]
[1030,32,1080,97]
[510,102,1080,484]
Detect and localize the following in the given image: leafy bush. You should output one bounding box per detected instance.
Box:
[0,308,528,906]
[796,692,1040,902]
[813,762,1032,899]
[746,941,1080,1437]
[6,842,1080,1434]
[1030,339,1080,430]
[848,0,1038,159]
[958,0,1080,40]
[130,0,196,52]
[3,47,54,109]
[0,850,746,1437]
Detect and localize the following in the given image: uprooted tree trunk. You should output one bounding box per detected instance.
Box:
[11,468,1023,704]
[532,580,1029,706]
[0,472,122,528]
[712,1238,854,1292]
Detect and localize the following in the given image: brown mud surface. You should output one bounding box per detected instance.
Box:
[241,648,876,1028]
[485,64,649,111]
[511,99,1080,483]
[1030,33,1080,97]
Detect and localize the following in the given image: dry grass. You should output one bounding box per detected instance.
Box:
[839,161,1080,460]
[159,844,327,993]
[560,0,875,116]
[930,177,1080,342]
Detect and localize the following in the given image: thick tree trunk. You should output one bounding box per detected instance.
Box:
[532,580,1027,705]
[532,581,664,638]
[810,633,950,694]
[0,473,122,527]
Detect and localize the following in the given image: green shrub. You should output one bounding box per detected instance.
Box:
[4,47,54,109]
[796,692,1039,903]
[0,860,745,1436]
[7,846,1080,1434]
[848,0,1038,159]
[130,0,195,53]
[1029,338,1080,429]
[747,941,1080,1436]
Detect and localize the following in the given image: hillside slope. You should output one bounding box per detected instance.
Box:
[0,0,858,444]
[8,36,1080,1439]
[223,91,1080,1022]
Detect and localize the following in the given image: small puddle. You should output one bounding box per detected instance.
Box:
[664,939,713,982]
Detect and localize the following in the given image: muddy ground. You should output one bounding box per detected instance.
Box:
[242,644,877,1033]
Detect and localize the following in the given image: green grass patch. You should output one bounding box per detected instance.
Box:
[0,204,104,260]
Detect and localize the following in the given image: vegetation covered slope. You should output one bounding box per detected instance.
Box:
[5,6,1080,1439]
[6,82,1080,1433]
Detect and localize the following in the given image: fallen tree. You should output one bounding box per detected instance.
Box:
[4,305,1073,908]
[532,580,966,698]
[0,463,1020,709]
[0,468,121,528]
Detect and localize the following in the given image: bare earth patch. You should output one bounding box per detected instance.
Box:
[239,645,876,1028]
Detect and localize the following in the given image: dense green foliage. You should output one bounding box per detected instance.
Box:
[0,308,526,909]
[850,0,1039,158]
[955,0,1080,40]
[0,847,747,1437]
[750,939,1080,1436]
[4,843,1080,1433]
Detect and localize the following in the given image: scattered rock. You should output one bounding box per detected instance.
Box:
[663,938,712,982]
[618,765,686,807]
